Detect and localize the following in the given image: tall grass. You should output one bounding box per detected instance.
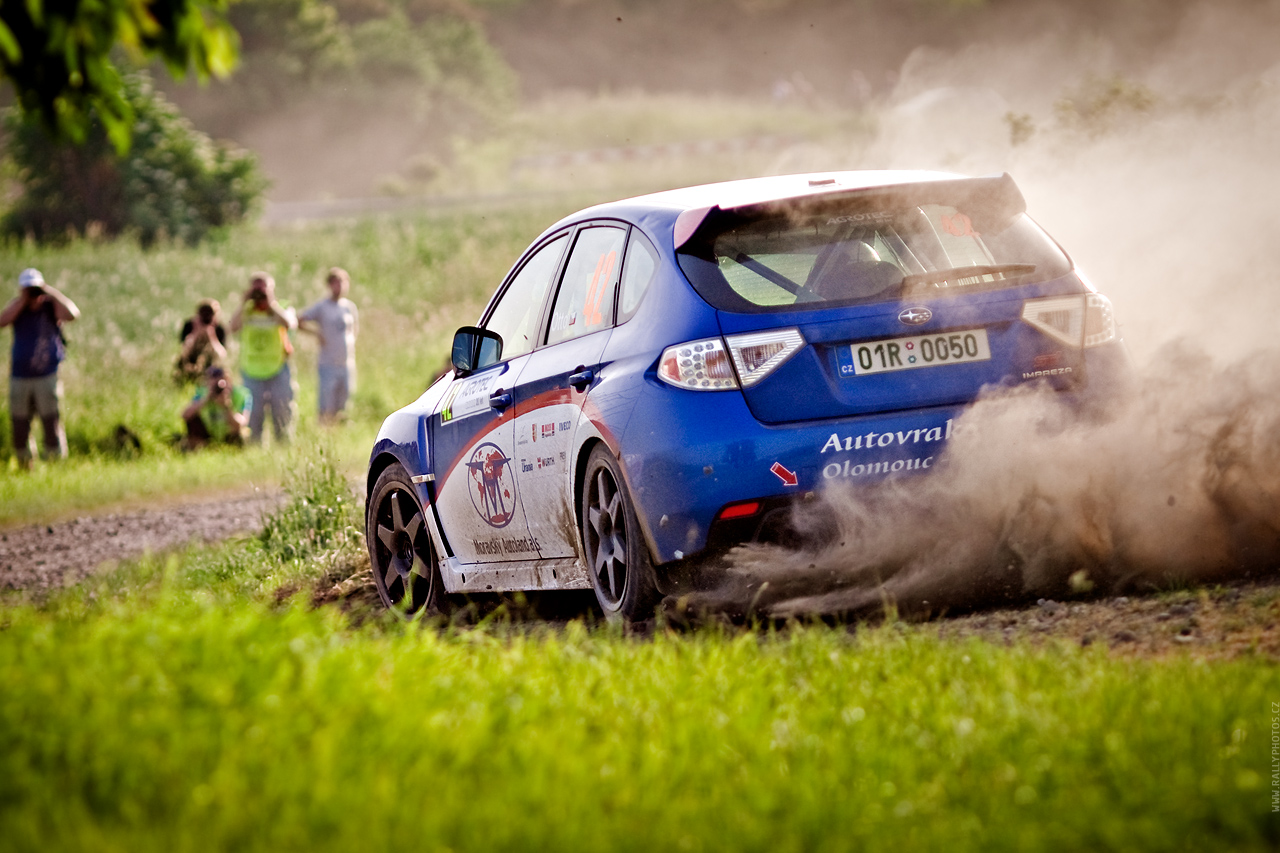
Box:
[0,586,1273,852]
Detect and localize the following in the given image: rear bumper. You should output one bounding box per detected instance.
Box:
[620,338,1130,566]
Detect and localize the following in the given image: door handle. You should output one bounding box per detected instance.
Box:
[489,388,512,410]
[568,367,594,390]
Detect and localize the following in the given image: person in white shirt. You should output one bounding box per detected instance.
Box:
[298,267,359,424]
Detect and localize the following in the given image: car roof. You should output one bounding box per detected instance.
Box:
[536,170,975,251]
[562,170,967,222]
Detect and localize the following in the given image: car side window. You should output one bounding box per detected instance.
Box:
[617,229,658,323]
[545,225,628,347]
[483,233,568,361]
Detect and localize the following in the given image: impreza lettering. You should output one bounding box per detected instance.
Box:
[1022,367,1074,380]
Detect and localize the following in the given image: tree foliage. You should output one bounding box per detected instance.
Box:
[183,0,514,130]
[0,0,239,151]
[3,73,265,246]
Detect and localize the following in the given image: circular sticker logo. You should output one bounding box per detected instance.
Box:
[466,442,516,528]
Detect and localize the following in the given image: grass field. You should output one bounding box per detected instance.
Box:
[1,556,1276,851]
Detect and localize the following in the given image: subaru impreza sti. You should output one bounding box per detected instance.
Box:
[365,171,1128,621]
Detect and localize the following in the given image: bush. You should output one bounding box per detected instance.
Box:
[2,72,266,247]
[259,445,361,563]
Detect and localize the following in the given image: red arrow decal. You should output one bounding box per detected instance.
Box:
[770,462,798,487]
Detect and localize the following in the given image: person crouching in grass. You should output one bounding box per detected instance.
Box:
[181,366,251,450]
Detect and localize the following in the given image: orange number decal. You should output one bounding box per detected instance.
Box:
[583,250,617,327]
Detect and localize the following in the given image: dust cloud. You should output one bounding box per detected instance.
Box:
[691,2,1280,618]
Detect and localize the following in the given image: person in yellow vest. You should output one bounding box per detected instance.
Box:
[230,272,297,445]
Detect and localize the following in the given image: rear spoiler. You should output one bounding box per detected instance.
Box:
[673,172,1027,252]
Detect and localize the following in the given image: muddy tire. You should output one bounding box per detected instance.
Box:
[367,463,445,618]
[581,445,661,623]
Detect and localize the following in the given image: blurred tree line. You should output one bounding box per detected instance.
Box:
[199,0,515,132]
[0,0,515,245]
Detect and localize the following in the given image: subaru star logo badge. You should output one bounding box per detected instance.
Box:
[898,306,932,325]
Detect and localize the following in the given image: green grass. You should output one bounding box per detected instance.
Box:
[0,581,1274,851]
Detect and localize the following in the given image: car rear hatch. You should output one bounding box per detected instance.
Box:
[675,173,1112,424]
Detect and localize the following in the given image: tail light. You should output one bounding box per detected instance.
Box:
[1022,294,1116,348]
[1083,294,1116,347]
[658,338,738,390]
[724,329,805,387]
[658,329,805,391]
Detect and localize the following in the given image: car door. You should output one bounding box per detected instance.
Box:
[430,232,568,564]
[510,223,629,558]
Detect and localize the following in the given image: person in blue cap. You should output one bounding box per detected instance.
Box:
[0,268,79,468]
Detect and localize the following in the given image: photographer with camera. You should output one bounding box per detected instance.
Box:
[0,268,79,468]
[181,366,251,449]
[230,272,297,445]
[175,298,228,384]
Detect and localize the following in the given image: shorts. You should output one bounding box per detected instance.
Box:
[9,373,62,420]
[317,364,351,417]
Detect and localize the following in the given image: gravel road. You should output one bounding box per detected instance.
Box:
[0,491,284,591]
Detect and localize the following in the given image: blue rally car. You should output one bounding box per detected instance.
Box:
[365,170,1128,621]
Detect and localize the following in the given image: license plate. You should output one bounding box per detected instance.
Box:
[838,329,991,377]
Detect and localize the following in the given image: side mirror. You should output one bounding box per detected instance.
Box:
[451,326,503,376]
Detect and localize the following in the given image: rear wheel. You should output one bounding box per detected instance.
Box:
[581,445,661,623]
[367,463,445,618]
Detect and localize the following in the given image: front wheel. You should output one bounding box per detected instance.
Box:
[367,463,445,618]
[581,445,661,623]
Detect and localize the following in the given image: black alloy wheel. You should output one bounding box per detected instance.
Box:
[581,445,660,622]
[367,463,444,618]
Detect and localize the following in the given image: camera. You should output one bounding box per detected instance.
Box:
[215,378,229,393]
[197,306,215,324]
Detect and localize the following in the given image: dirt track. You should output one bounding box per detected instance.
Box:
[2,491,1276,659]
[0,491,283,592]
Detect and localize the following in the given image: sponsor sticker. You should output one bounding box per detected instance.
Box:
[441,371,502,423]
[471,535,541,556]
[820,419,953,454]
[465,442,516,528]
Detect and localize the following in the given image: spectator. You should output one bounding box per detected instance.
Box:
[0,268,79,468]
[298,267,359,423]
[230,272,297,445]
[180,366,250,450]
[174,298,228,384]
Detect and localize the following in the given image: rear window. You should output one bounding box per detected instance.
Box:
[677,187,1073,313]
